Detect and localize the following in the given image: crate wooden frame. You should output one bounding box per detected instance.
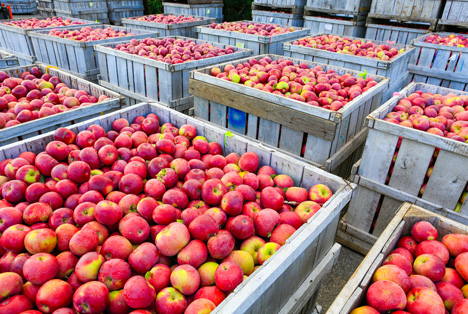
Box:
[304,16,367,38]
[0,48,19,68]
[337,82,468,254]
[253,0,306,9]
[28,24,159,81]
[408,32,468,92]
[330,203,468,313]
[439,0,468,29]
[0,101,354,313]
[190,54,389,177]
[107,0,144,25]
[94,36,252,110]
[53,8,110,24]
[162,2,224,23]
[305,0,371,17]
[195,21,310,55]
[0,17,98,65]
[0,63,123,147]
[252,7,304,28]
[121,13,216,38]
[365,18,432,45]
[283,34,415,85]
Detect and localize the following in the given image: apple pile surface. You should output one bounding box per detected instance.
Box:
[3,17,86,29]
[424,34,468,47]
[351,221,468,314]
[128,14,201,24]
[292,35,403,60]
[114,37,236,64]
[47,27,135,42]
[208,21,296,36]
[210,56,379,111]
[384,90,468,142]
[0,114,334,314]
[0,67,110,129]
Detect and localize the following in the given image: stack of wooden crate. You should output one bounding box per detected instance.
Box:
[53,0,110,23]
[303,0,370,37]
[2,0,38,14]
[251,0,306,27]
[37,0,55,17]
[107,0,145,26]
[162,1,224,23]
[438,0,468,32]
[365,0,443,45]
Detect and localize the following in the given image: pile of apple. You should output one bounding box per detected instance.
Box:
[384,90,468,142]
[47,27,135,42]
[351,221,468,314]
[0,67,110,129]
[3,17,86,29]
[291,35,403,60]
[424,34,468,47]
[0,113,334,314]
[114,37,236,64]
[210,56,379,111]
[128,14,201,24]
[208,21,296,36]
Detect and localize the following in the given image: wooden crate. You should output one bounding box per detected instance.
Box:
[4,0,38,14]
[190,54,389,178]
[408,32,468,92]
[162,2,223,23]
[52,0,108,14]
[107,0,144,25]
[304,16,366,38]
[438,0,468,29]
[0,48,19,68]
[330,203,468,313]
[252,5,304,27]
[0,101,354,314]
[0,63,123,147]
[121,14,216,38]
[305,0,371,17]
[368,0,443,29]
[28,25,159,82]
[53,8,110,24]
[253,0,306,7]
[283,34,415,87]
[0,17,98,66]
[337,82,468,254]
[195,21,310,55]
[365,20,431,45]
[94,36,252,110]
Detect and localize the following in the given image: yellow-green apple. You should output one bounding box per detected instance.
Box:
[350,306,379,314]
[35,279,73,313]
[156,222,190,256]
[75,252,105,283]
[223,250,254,275]
[406,287,445,314]
[198,262,219,287]
[155,287,187,314]
[145,264,171,293]
[414,254,446,281]
[215,261,243,292]
[240,236,266,265]
[372,265,411,293]
[170,264,200,295]
[309,184,333,204]
[24,228,57,254]
[295,201,321,223]
[23,253,58,285]
[257,242,281,265]
[366,280,406,312]
[108,289,130,314]
[184,299,216,314]
[123,276,156,309]
[73,281,109,314]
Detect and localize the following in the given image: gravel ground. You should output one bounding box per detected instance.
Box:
[317,246,364,312]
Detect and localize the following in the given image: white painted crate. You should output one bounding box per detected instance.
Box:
[0,63,123,147]
[365,21,431,45]
[330,203,468,313]
[28,24,159,82]
[195,21,310,55]
[337,82,468,254]
[162,2,223,23]
[304,16,366,38]
[408,32,468,92]
[368,0,442,29]
[94,36,252,110]
[121,14,216,38]
[190,54,389,178]
[283,35,415,87]
[0,101,353,314]
[252,9,304,27]
[438,0,468,29]
[0,17,99,65]
[0,48,19,68]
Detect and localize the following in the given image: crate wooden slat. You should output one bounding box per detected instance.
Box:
[94,36,252,110]
[0,17,99,66]
[252,8,304,27]
[304,16,366,38]
[121,14,216,38]
[408,32,468,92]
[195,21,310,55]
[368,0,442,29]
[0,48,19,68]
[283,34,415,86]
[53,8,110,24]
[162,2,223,23]
[28,24,159,82]
[365,21,431,45]
[337,82,468,255]
[107,0,144,25]
[305,0,371,17]
[0,101,354,314]
[0,63,124,147]
[253,0,306,8]
[3,0,38,14]
[190,54,389,178]
[330,203,468,313]
[439,0,468,28]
